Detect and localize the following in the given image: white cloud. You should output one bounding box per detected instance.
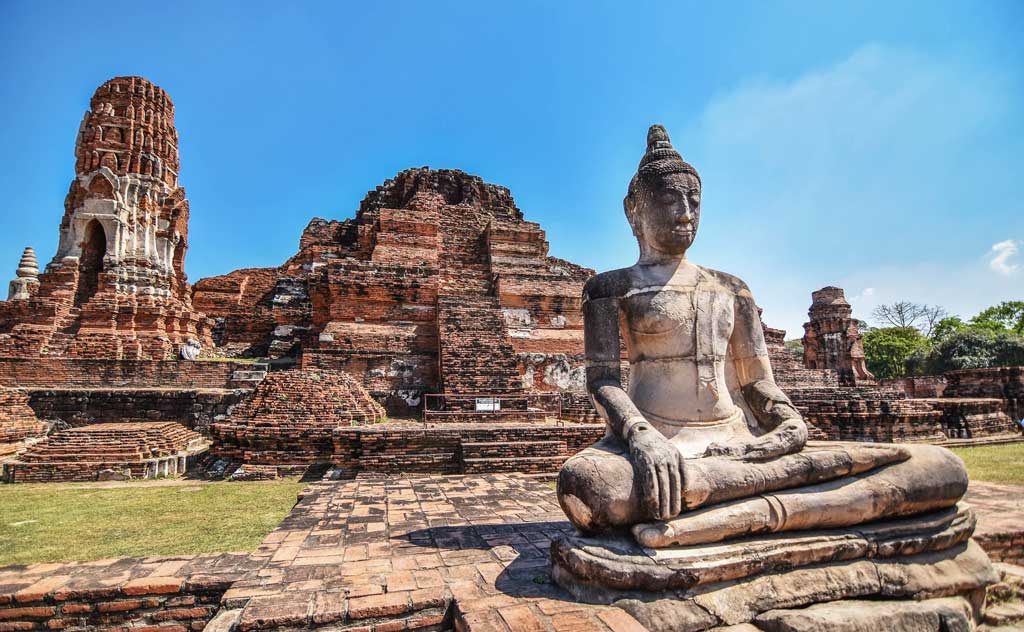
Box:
[989,239,1020,276]
[680,44,1020,338]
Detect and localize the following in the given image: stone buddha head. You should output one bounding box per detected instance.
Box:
[624,125,701,258]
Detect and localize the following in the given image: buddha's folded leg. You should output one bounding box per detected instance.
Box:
[680,441,911,509]
[633,444,968,548]
[558,435,644,534]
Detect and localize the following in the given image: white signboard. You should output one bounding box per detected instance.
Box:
[475,397,501,412]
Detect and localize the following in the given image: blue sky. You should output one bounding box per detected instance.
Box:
[1,1,1021,337]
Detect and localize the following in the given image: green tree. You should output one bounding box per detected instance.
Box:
[970,301,1024,335]
[931,316,966,342]
[923,328,1024,374]
[783,338,803,357]
[862,327,930,379]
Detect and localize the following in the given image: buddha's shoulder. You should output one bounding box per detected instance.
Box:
[698,266,754,298]
[582,267,640,301]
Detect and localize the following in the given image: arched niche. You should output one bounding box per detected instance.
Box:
[75,220,107,306]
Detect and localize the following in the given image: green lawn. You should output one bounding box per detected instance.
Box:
[1,443,1020,568]
[0,479,305,567]
[951,442,1024,487]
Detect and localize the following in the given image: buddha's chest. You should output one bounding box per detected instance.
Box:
[621,286,735,359]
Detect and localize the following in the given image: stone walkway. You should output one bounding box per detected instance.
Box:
[966,481,1024,566]
[222,474,645,631]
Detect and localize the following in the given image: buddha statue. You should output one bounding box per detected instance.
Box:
[551,125,995,630]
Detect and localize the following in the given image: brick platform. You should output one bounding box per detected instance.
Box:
[24,387,248,435]
[969,481,1024,566]
[0,474,1020,631]
[3,422,208,483]
[331,422,605,477]
[210,370,386,466]
[0,553,260,631]
[0,358,257,390]
[0,388,47,445]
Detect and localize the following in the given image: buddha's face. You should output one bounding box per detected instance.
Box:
[634,172,701,256]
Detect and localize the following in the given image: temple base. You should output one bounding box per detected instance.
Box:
[550,505,997,631]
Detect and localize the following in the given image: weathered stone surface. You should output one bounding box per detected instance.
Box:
[557,543,994,631]
[0,76,212,359]
[801,287,874,386]
[553,123,997,627]
[552,502,977,592]
[754,596,976,632]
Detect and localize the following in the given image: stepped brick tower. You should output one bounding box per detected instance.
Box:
[193,168,594,414]
[0,76,211,359]
[802,286,874,385]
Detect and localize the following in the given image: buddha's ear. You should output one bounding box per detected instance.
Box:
[624,177,640,237]
[623,195,640,238]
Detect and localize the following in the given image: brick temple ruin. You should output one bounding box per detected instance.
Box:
[0,75,1020,485]
[192,167,594,417]
[0,74,1022,632]
[765,286,1018,443]
[0,76,212,360]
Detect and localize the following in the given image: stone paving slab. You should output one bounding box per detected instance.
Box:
[225,474,646,631]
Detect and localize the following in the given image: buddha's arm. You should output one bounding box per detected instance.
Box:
[584,292,683,520]
[706,292,807,459]
[583,295,643,440]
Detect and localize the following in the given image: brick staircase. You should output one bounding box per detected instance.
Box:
[436,205,522,397]
[4,422,208,483]
[41,306,81,357]
[459,439,569,474]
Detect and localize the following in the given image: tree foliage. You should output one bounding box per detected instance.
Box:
[862,327,929,379]
[970,301,1024,335]
[924,328,1024,374]
[862,301,1024,377]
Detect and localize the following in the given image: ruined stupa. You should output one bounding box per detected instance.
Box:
[0,76,212,359]
[193,167,593,415]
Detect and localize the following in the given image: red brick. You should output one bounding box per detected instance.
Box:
[96,600,143,613]
[347,592,410,620]
[498,604,544,632]
[0,607,55,620]
[121,577,183,596]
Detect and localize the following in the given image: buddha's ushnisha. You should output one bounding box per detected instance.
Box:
[557,124,969,548]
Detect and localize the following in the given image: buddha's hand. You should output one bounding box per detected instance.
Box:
[703,418,808,461]
[628,423,684,521]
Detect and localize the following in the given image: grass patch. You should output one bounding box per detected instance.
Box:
[951,442,1024,486]
[0,479,305,566]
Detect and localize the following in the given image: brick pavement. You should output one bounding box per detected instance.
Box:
[222,474,645,631]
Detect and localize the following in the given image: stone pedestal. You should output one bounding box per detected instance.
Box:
[551,503,996,631]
